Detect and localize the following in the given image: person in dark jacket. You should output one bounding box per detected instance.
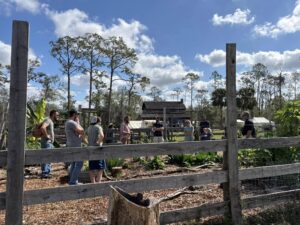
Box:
[241,111,256,138]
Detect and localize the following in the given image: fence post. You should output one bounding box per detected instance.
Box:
[224,43,243,224]
[5,20,29,225]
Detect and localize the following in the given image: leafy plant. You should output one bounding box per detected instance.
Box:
[168,154,195,167]
[25,99,47,149]
[239,148,273,167]
[269,147,300,164]
[194,152,221,164]
[107,158,124,171]
[146,156,165,170]
[275,100,300,137]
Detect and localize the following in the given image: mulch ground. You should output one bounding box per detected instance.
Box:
[0,162,224,225]
[1,161,292,225]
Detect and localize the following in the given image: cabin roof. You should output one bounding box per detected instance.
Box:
[142,101,186,110]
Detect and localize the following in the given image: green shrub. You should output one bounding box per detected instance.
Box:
[168,154,195,167]
[194,152,222,164]
[107,158,124,171]
[168,152,221,167]
[239,148,273,167]
[269,146,300,164]
[146,156,165,170]
[275,100,300,137]
[25,136,41,150]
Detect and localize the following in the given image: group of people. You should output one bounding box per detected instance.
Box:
[38,109,256,185]
[40,109,106,185]
[120,116,165,144]
[183,119,213,141]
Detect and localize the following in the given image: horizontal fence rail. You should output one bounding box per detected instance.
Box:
[83,188,300,225]
[0,162,300,209]
[162,188,300,224]
[0,137,300,167]
[0,136,299,224]
[0,140,227,166]
[0,170,228,209]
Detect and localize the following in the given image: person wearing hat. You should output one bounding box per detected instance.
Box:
[65,109,84,185]
[87,116,105,183]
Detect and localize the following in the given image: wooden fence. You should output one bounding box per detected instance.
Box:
[3,20,300,225]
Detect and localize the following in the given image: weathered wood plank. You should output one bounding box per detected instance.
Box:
[0,170,227,209]
[238,136,300,149]
[160,189,300,224]
[0,162,299,209]
[0,137,300,167]
[0,140,227,166]
[240,163,300,180]
[5,20,29,225]
[225,43,242,225]
[242,188,300,209]
[93,189,300,225]
[160,201,227,224]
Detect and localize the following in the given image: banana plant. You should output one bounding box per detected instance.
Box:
[26,99,47,149]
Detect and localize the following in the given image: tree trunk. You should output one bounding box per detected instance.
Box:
[108,186,159,225]
[0,103,8,150]
[108,67,113,123]
[220,106,223,128]
[89,53,93,111]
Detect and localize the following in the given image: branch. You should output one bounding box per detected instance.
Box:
[155,186,204,204]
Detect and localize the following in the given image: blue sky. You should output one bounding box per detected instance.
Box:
[1,0,300,106]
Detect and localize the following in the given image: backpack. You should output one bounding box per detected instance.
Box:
[32,122,43,138]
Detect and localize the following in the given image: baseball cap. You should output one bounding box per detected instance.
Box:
[91,116,98,124]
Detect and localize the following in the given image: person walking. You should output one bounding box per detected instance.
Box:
[65,109,84,185]
[40,110,59,178]
[120,116,131,144]
[87,116,106,183]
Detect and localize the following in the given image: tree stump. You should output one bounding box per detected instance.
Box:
[107,186,160,225]
[111,166,123,177]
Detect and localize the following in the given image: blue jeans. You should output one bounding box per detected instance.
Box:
[69,161,83,185]
[41,141,54,176]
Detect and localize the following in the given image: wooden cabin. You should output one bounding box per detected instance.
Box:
[140,99,190,127]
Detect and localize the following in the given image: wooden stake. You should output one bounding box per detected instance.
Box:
[224,43,243,224]
[5,20,29,225]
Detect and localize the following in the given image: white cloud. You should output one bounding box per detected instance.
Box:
[254,0,300,38]
[212,8,255,26]
[13,0,41,13]
[0,40,39,66]
[44,7,204,99]
[70,73,90,87]
[0,0,42,15]
[196,49,300,72]
[0,41,11,65]
[45,8,104,37]
[45,8,154,53]
[27,83,41,98]
[134,53,202,88]
[195,49,225,67]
